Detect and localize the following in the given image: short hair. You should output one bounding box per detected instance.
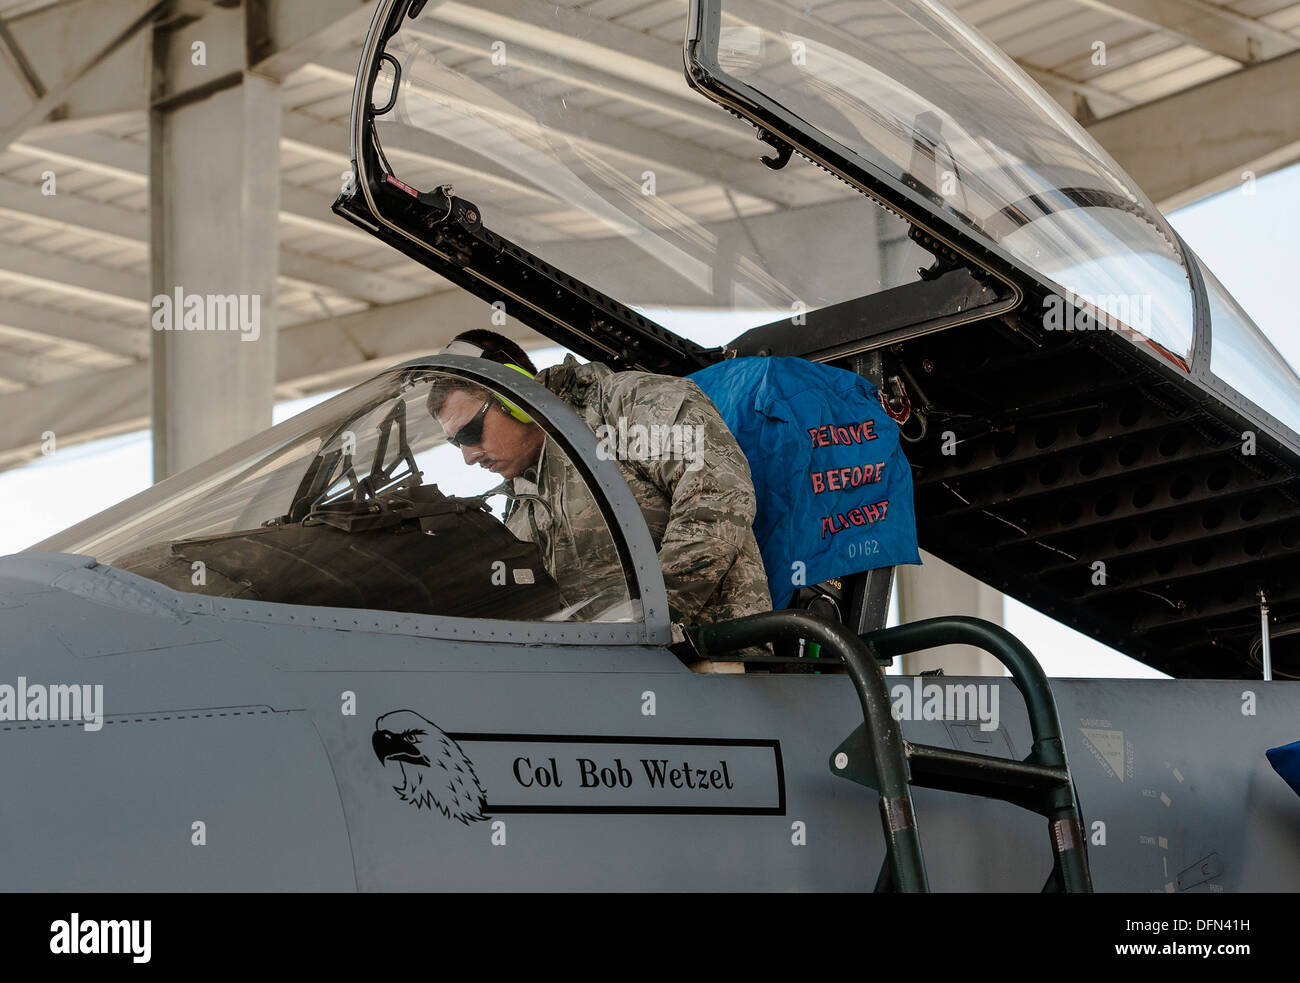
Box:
[426,330,538,418]
[448,329,537,374]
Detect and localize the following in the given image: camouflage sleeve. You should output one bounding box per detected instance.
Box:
[605,374,761,625]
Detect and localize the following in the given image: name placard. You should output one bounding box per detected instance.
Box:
[448,734,785,815]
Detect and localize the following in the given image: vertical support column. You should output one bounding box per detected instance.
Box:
[149,4,280,480]
[896,551,1003,675]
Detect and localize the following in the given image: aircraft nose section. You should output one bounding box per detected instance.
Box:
[0,553,218,662]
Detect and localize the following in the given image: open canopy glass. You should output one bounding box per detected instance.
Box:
[353,0,1300,440]
[695,0,1197,363]
[688,0,1300,434]
[355,0,931,347]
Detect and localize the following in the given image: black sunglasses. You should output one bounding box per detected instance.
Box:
[448,397,492,448]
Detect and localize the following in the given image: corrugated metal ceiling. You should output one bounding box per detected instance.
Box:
[0,0,1295,457]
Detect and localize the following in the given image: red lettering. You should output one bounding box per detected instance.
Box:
[840,467,852,487]
[863,503,880,522]
[820,515,836,539]
[848,508,865,526]
[877,499,889,519]
[827,469,841,491]
[811,422,883,450]
[876,462,885,483]
[810,471,825,494]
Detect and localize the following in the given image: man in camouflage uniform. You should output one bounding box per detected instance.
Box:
[427,330,771,652]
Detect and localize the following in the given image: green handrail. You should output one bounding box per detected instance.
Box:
[688,609,930,893]
[862,617,1064,769]
[860,616,1091,892]
[688,611,1092,892]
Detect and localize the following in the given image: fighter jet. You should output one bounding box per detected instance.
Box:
[4,0,1298,891]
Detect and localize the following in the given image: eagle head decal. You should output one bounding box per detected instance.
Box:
[373,710,488,824]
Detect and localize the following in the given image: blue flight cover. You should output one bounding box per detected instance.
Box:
[1266,740,1300,798]
[691,356,921,608]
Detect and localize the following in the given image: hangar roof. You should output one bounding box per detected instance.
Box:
[0,0,1297,468]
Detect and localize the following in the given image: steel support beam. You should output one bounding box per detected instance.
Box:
[1021,63,1136,117]
[0,290,544,471]
[0,15,45,101]
[406,21,738,140]
[0,164,427,314]
[430,0,687,98]
[247,0,378,80]
[275,290,543,388]
[148,10,281,479]
[0,298,144,358]
[0,0,379,142]
[0,242,147,308]
[0,174,144,247]
[0,0,164,150]
[1086,49,1300,209]
[330,23,806,208]
[0,362,146,473]
[12,111,564,222]
[1066,0,1298,64]
[0,346,97,386]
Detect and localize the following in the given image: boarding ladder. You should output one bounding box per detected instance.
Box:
[686,612,1093,893]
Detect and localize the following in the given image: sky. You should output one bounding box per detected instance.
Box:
[4,166,1297,678]
[1168,165,1300,368]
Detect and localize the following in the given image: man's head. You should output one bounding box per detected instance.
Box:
[439,329,538,377]
[427,331,544,479]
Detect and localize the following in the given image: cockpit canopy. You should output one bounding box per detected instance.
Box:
[35,360,647,629]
